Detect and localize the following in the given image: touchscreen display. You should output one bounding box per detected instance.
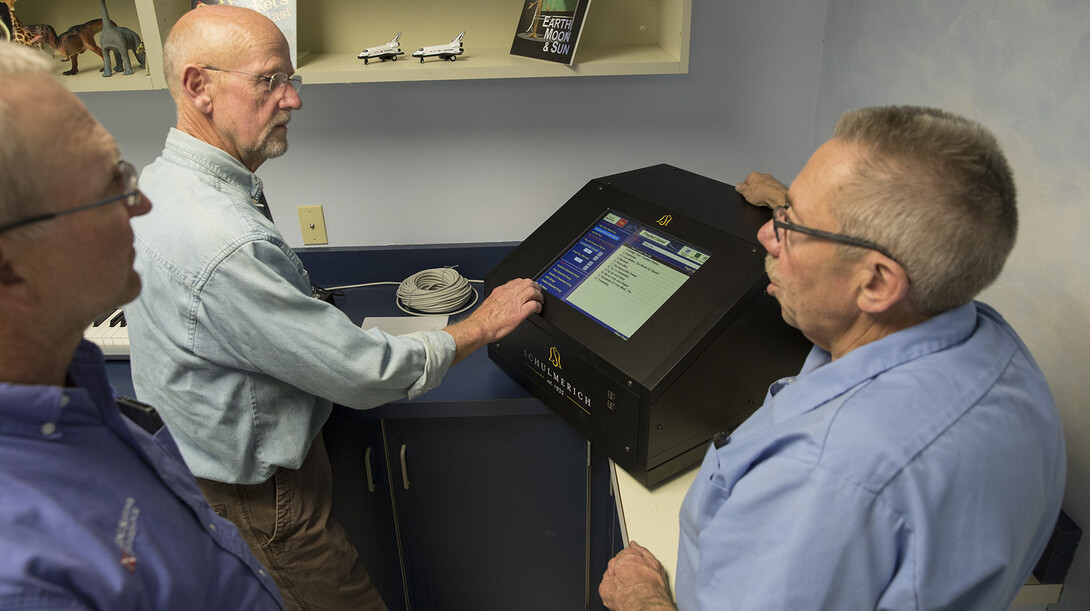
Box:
[536,211,711,339]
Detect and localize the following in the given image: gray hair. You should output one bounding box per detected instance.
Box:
[0,42,54,227]
[832,106,1017,316]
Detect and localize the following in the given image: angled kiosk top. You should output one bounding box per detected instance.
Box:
[486,164,811,487]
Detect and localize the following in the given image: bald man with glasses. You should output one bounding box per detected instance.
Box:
[0,42,283,610]
[123,5,542,610]
[599,106,1065,611]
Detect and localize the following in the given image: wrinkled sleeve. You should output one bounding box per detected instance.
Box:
[682,456,913,611]
[0,581,89,610]
[190,237,455,409]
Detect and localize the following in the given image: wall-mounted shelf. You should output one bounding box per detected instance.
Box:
[15,0,689,93]
[14,0,163,91]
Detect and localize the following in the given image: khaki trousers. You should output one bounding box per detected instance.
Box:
[197,434,387,611]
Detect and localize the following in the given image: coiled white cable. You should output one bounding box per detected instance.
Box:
[327,266,481,317]
[395,267,479,316]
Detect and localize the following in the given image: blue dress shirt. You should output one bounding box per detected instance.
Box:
[126,129,456,484]
[0,341,283,610]
[676,301,1065,610]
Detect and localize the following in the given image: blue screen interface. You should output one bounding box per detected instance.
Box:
[536,211,712,340]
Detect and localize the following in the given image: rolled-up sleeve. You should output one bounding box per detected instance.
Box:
[193,237,455,410]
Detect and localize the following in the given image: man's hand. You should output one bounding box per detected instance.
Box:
[444,278,543,364]
[599,541,676,611]
[736,171,788,209]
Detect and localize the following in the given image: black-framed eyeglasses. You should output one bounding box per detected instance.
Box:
[772,203,902,265]
[200,66,303,93]
[0,161,141,237]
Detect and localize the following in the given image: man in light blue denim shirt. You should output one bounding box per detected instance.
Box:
[599,107,1065,610]
[123,6,543,610]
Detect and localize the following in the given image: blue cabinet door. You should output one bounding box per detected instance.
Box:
[386,412,589,611]
[324,413,407,611]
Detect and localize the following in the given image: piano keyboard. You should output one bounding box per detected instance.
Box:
[84,308,129,358]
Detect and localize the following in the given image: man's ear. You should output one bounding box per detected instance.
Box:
[181,64,214,113]
[856,254,911,314]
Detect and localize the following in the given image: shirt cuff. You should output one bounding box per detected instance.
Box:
[403,330,457,399]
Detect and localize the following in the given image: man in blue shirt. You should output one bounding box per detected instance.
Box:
[599,106,1066,610]
[0,42,283,609]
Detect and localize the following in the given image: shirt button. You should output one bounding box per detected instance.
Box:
[209,522,217,531]
[41,422,57,436]
[60,395,70,407]
[712,431,731,448]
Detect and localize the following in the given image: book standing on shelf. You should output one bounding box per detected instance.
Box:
[510,0,592,65]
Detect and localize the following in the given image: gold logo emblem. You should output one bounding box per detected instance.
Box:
[657,214,673,227]
[548,347,562,369]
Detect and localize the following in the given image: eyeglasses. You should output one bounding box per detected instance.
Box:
[772,203,901,265]
[0,161,141,237]
[200,66,303,94]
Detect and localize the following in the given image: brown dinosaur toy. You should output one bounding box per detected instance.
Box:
[23,22,57,51]
[51,19,104,75]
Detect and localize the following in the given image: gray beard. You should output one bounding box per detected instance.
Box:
[258,114,291,160]
[260,136,288,159]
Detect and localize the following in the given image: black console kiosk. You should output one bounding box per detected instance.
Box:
[486,165,811,487]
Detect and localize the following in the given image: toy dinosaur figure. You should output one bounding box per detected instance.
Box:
[23,22,57,51]
[48,19,103,75]
[97,0,141,76]
[110,25,145,72]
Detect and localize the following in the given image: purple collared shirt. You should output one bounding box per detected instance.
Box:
[0,340,284,610]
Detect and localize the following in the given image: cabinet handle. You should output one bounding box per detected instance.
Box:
[364,447,376,493]
[400,444,411,490]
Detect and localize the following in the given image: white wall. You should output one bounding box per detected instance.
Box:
[814,2,1090,609]
[77,0,1088,607]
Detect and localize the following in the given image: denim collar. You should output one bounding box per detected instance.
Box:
[162,128,266,210]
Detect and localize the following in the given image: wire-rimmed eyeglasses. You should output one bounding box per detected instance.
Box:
[0,161,141,237]
[772,203,902,266]
[200,65,303,93]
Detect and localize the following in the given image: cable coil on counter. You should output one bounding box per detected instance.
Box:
[324,266,481,316]
[395,267,479,316]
